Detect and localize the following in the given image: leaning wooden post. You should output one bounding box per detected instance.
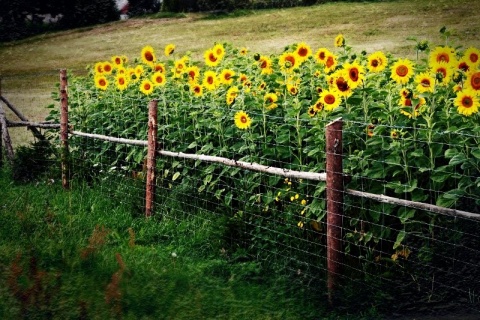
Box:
[0,104,14,163]
[325,117,344,306]
[60,69,70,190]
[145,100,158,218]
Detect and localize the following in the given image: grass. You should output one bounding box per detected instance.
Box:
[0,167,334,319]
[1,0,479,146]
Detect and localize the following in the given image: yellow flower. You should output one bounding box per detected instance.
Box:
[135,65,144,77]
[203,70,218,91]
[139,79,154,95]
[219,69,235,85]
[213,43,226,60]
[390,130,399,139]
[279,52,300,73]
[324,54,338,73]
[151,71,166,86]
[115,74,128,91]
[314,47,331,65]
[320,89,341,111]
[328,70,352,98]
[141,45,156,66]
[454,89,479,116]
[204,49,220,67]
[390,58,414,84]
[463,47,480,66]
[234,111,252,130]
[264,92,278,110]
[297,221,304,228]
[344,61,365,89]
[307,107,316,117]
[301,199,307,206]
[430,60,454,86]
[111,55,123,67]
[295,42,311,62]
[465,70,480,92]
[367,51,388,73]
[185,66,200,84]
[429,46,456,67]
[399,95,425,118]
[94,62,104,74]
[312,98,324,112]
[191,84,203,97]
[164,44,175,57]
[258,55,273,75]
[103,61,113,75]
[334,34,345,47]
[415,72,435,93]
[226,86,239,105]
[153,63,166,73]
[239,47,248,55]
[287,83,299,96]
[94,75,108,90]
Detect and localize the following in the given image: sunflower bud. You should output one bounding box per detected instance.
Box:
[183,84,190,91]
[253,53,260,61]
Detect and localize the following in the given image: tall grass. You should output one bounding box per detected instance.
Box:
[0,167,333,319]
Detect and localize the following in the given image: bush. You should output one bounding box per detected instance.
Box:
[11,139,55,183]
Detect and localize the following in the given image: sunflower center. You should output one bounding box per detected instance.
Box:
[209,53,217,63]
[470,53,479,63]
[298,48,308,57]
[371,59,379,67]
[437,53,449,63]
[207,77,214,84]
[286,56,295,66]
[104,65,111,72]
[260,60,268,69]
[240,116,247,124]
[396,65,408,77]
[336,78,349,92]
[144,83,151,90]
[459,62,469,72]
[326,57,334,68]
[471,72,480,90]
[324,94,336,104]
[189,71,196,79]
[224,73,232,80]
[145,52,154,62]
[421,79,431,87]
[318,52,326,60]
[115,57,121,65]
[349,69,359,82]
[462,96,473,108]
[156,76,163,83]
[99,79,106,86]
[119,78,125,85]
[194,86,201,93]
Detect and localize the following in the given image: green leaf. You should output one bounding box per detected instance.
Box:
[471,148,480,160]
[436,189,465,208]
[449,153,467,166]
[444,148,459,159]
[172,172,181,181]
[187,141,197,149]
[393,230,406,249]
[398,207,415,224]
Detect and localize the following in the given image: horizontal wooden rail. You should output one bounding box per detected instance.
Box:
[7,120,60,128]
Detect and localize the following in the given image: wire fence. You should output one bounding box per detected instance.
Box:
[1,71,480,317]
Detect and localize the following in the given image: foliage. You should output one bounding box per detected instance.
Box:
[47,30,480,307]
[11,139,56,183]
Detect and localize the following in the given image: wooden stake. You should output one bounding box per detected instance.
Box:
[325,117,343,306]
[60,69,70,190]
[145,100,158,218]
[0,104,14,162]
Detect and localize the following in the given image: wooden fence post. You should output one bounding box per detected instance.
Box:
[60,69,70,190]
[325,117,344,306]
[145,100,158,217]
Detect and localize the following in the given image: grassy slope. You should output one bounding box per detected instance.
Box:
[0,0,479,145]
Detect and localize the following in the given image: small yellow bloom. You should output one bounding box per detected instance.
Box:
[234,111,252,130]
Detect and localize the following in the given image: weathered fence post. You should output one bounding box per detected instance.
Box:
[0,77,3,167]
[0,104,14,163]
[145,100,158,218]
[325,117,344,306]
[60,69,70,190]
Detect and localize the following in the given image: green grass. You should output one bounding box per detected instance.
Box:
[0,167,336,319]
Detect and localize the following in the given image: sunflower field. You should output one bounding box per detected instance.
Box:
[48,32,480,302]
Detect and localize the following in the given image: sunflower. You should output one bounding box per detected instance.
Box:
[430,60,454,86]
[390,130,399,139]
[367,124,375,137]
[295,42,311,62]
[239,47,248,56]
[111,55,123,67]
[334,34,345,48]
[264,92,278,110]
[127,67,139,83]
[115,74,128,91]
[312,98,324,112]
[307,107,316,117]
[324,54,338,73]
[234,111,252,130]
[344,61,365,89]
[279,52,300,73]
[203,70,218,91]
[103,61,113,75]
[94,62,104,75]
[139,79,154,95]
[239,73,248,84]
[226,86,239,105]
[164,44,175,57]
[390,58,414,84]
[367,51,388,73]
[320,89,341,111]
[399,95,426,118]
[314,48,331,65]
[204,49,220,67]
[213,43,226,60]
[258,55,273,75]
[456,59,472,72]
[463,47,480,66]
[135,65,144,77]
[141,45,156,66]
[454,89,479,116]
[415,72,435,93]
[219,69,235,85]
[287,83,299,96]
[191,84,203,97]
[153,63,166,73]
[399,88,412,99]
[151,71,166,87]
[429,46,456,66]
[465,70,480,92]
[328,70,352,98]
[185,66,200,84]
[94,75,108,90]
